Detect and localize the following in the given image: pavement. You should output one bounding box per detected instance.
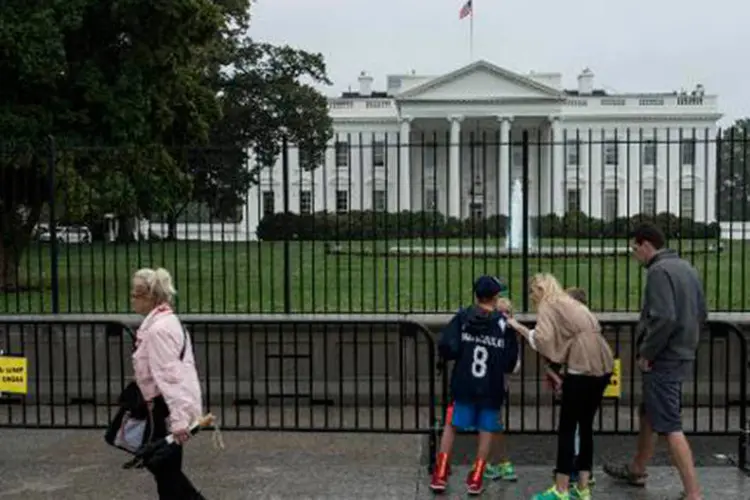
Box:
[0,429,747,499]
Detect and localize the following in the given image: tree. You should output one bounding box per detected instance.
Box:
[0,0,226,289]
[718,119,750,222]
[163,40,333,236]
[1,0,333,290]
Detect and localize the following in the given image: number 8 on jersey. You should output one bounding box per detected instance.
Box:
[471,345,488,378]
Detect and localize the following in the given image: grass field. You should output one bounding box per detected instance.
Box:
[0,237,747,314]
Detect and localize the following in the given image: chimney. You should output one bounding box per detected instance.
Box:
[358,71,373,96]
[577,68,594,95]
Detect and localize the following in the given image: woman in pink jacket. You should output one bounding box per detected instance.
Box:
[131,267,205,499]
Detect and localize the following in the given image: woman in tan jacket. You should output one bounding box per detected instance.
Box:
[508,273,614,500]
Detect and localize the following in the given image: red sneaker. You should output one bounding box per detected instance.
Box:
[430,453,450,493]
[466,467,484,495]
[429,469,448,493]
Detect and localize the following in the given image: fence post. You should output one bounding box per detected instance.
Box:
[281,136,292,313]
[521,130,530,312]
[47,135,60,314]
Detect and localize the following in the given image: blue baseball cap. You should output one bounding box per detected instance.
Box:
[473,275,509,300]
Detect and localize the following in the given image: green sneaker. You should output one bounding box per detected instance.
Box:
[484,461,517,481]
[531,486,570,500]
[570,486,592,500]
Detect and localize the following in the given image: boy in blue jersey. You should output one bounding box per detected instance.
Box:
[430,276,520,496]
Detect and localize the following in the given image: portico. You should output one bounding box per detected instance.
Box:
[398,114,566,218]
[394,60,568,218]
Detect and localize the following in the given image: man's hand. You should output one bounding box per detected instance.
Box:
[637,357,653,373]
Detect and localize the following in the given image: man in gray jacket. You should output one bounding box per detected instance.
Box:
[604,223,705,500]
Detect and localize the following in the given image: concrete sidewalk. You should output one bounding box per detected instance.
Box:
[0,430,746,499]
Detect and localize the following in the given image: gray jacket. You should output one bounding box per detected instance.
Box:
[637,249,707,365]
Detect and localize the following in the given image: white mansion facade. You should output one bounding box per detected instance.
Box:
[158,60,722,241]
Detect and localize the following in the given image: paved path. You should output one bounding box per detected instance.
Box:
[0,430,747,499]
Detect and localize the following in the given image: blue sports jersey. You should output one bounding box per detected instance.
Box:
[438,305,519,409]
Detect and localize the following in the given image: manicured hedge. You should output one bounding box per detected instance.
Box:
[256,210,720,241]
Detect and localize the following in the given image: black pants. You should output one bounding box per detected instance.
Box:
[556,374,610,476]
[146,422,206,500]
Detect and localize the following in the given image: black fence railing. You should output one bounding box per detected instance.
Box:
[1,128,748,313]
[0,315,746,472]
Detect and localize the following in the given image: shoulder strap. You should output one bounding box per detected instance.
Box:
[178,320,188,361]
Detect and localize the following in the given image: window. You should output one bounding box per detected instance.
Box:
[603,188,618,222]
[642,140,656,166]
[512,147,523,167]
[298,147,318,169]
[680,188,695,219]
[372,141,385,168]
[566,141,580,166]
[603,141,618,166]
[335,141,349,168]
[469,202,484,219]
[680,139,695,165]
[641,188,656,215]
[262,191,275,216]
[422,142,436,172]
[299,190,312,215]
[566,188,581,213]
[335,190,349,214]
[425,189,438,211]
[373,189,387,211]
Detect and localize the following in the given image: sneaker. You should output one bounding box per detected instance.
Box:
[602,463,647,487]
[465,468,484,496]
[429,453,450,493]
[485,461,517,481]
[429,469,448,493]
[531,486,570,500]
[570,486,592,500]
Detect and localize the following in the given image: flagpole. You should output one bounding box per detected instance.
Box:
[469,4,474,61]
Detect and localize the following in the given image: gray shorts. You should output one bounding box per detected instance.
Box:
[640,371,683,435]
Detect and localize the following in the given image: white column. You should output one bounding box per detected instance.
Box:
[399,117,412,211]
[245,186,260,240]
[705,126,718,222]
[448,115,463,218]
[550,117,565,215]
[497,116,512,216]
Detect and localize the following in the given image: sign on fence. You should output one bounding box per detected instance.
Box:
[603,358,621,399]
[0,355,28,394]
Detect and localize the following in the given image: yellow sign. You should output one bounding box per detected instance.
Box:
[603,358,621,399]
[0,356,28,394]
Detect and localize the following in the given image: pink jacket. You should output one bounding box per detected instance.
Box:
[132,305,203,431]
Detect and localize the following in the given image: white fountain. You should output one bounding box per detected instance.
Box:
[505,178,535,251]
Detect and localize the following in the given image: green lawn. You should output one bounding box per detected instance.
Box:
[1,237,747,314]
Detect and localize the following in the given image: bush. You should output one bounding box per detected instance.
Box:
[256,210,720,241]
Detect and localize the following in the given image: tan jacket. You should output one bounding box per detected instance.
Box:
[533,295,614,377]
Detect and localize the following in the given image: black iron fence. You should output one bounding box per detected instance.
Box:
[0,315,747,472]
[1,128,749,313]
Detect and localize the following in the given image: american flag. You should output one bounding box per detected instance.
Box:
[459,0,472,19]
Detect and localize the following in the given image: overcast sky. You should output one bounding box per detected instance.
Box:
[249,0,745,125]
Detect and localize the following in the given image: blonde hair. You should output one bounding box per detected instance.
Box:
[496,297,513,314]
[529,273,565,306]
[133,267,177,304]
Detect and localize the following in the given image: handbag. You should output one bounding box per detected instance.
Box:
[105,321,189,459]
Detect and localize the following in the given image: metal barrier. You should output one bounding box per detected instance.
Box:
[0,314,439,466]
[0,314,747,472]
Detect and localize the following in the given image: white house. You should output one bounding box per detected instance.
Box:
[154,60,722,241]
